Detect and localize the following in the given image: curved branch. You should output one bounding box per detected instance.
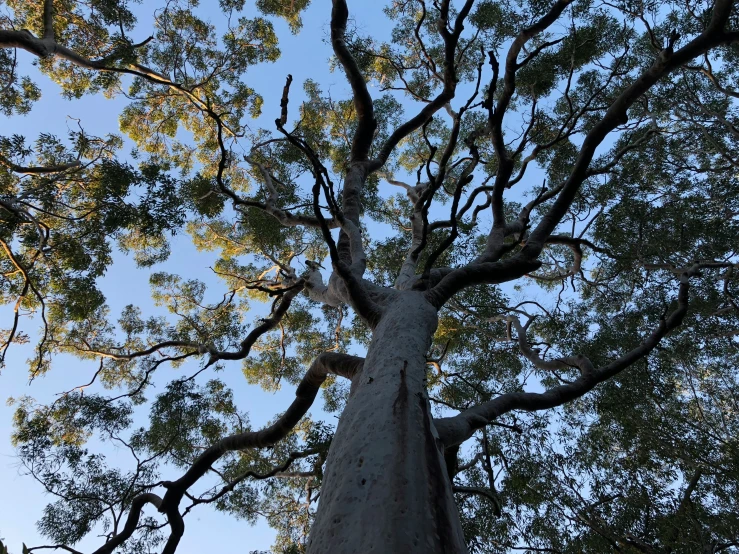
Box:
[0,22,237,135]
[72,281,305,368]
[158,352,364,511]
[528,235,617,282]
[66,340,202,362]
[331,0,376,161]
[160,504,184,554]
[435,269,694,447]
[426,256,543,309]
[91,493,162,554]
[369,0,476,170]
[426,0,738,309]
[185,447,323,511]
[206,281,305,363]
[453,485,501,515]
[272,93,383,324]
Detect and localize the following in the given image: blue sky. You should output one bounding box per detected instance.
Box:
[0,1,386,551]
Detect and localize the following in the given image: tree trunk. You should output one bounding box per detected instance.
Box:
[308,291,468,553]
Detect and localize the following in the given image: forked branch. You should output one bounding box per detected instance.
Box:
[523,0,739,259]
[369,0,476,170]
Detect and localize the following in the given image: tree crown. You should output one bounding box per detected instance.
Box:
[1,0,738,552]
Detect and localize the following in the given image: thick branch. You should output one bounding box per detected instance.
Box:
[435,271,693,446]
[159,352,364,511]
[91,494,162,554]
[428,0,738,310]
[331,0,376,161]
[523,0,739,259]
[426,256,543,309]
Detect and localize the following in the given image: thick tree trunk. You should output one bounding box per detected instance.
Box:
[308,291,468,553]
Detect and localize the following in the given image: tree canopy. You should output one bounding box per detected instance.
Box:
[1,0,738,552]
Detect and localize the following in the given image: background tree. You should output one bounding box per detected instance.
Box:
[1,0,738,552]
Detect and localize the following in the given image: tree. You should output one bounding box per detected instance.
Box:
[1,0,738,552]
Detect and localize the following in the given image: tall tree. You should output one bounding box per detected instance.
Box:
[1,0,738,552]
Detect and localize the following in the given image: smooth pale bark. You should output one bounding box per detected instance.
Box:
[308,291,468,554]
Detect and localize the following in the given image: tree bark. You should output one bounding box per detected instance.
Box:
[308,291,468,553]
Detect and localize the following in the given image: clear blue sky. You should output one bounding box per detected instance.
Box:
[0,1,385,551]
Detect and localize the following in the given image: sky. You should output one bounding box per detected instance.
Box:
[0,1,387,552]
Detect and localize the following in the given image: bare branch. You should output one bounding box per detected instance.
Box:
[279,73,293,126]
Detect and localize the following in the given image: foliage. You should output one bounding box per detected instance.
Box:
[0,0,738,553]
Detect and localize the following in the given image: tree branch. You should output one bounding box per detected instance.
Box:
[331,0,376,161]
[158,352,364,512]
[0,155,81,175]
[369,0,476,170]
[435,267,696,447]
[91,493,163,554]
[488,0,575,228]
[523,0,739,259]
[185,447,324,511]
[426,256,543,309]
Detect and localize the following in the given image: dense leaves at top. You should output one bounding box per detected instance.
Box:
[0,0,738,553]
